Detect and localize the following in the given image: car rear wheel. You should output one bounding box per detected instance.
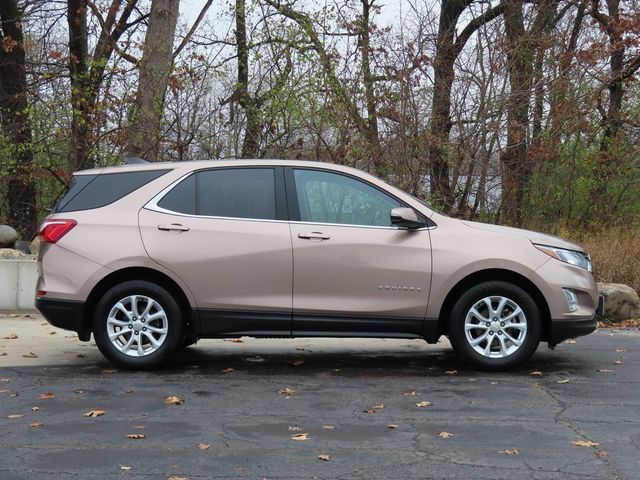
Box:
[93,281,184,369]
[448,281,541,370]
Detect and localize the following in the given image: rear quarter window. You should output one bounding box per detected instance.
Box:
[54,170,170,213]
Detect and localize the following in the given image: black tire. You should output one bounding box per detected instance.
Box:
[448,281,541,371]
[93,280,184,370]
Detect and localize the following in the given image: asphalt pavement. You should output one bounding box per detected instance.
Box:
[0,314,638,479]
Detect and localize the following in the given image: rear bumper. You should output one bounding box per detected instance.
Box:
[35,297,90,341]
[549,314,597,346]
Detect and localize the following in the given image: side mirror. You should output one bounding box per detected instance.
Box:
[390,207,425,230]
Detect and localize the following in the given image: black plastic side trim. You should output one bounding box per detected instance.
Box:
[548,315,597,346]
[35,297,89,341]
[198,309,292,336]
[293,313,424,337]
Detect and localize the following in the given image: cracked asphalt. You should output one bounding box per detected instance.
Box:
[0,316,638,479]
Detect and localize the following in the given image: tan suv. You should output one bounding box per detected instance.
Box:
[35,159,603,370]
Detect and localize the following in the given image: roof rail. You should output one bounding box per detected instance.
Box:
[124,157,149,164]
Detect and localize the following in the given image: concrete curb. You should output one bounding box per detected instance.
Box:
[0,259,37,310]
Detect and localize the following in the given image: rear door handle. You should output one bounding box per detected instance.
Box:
[158,223,190,232]
[298,232,330,240]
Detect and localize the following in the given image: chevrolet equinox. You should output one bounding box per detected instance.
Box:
[36,159,603,370]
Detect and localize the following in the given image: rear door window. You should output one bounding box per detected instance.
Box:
[197,168,276,220]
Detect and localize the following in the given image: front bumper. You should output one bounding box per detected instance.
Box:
[35,297,90,341]
[549,313,598,346]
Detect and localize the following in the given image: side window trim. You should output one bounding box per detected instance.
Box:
[147,166,288,222]
[283,166,432,229]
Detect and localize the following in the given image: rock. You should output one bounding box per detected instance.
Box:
[598,283,640,322]
[0,225,18,247]
[14,240,31,254]
[0,248,26,259]
[30,236,40,255]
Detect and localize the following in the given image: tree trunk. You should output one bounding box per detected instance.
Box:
[0,0,37,238]
[67,0,91,171]
[127,0,179,160]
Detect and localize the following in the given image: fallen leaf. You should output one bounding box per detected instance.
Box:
[445,370,458,375]
[167,477,189,480]
[31,406,39,412]
[402,391,417,396]
[597,369,613,373]
[0,352,6,356]
[39,392,55,400]
[437,431,454,438]
[556,379,570,384]
[7,414,23,419]
[74,390,84,394]
[119,465,132,471]
[279,387,296,396]
[84,409,106,418]
[231,338,243,343]
[387,424,399,430]
[291,432,309,441]
[0,378,11,382]
[565,339,577,344]
[77,353,86,358]
[490,381,499,385]
[321,425,335,430]
[291,360,305,366]
[22,352,38,358]
[4,333,18,339]
[30,421,43,428]
[573,440,599,447]
[132,425,146,429]
[49,331,56,335]
[614,360,623,365]
[221,368,234,374]
[288,426,304,432]
[102,368,118,373]
[529,370,543,376]
[499,448,520,455]
[615,348,627,353]
[197,443,210,450]
[126,433,145,439]
[125,389,134,394]
[596,449,608,458]
[165,396,184,405]
[416,401,433,408]
[318,454,331,461]
[364,403,384,413]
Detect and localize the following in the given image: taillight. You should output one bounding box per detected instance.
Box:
[39,219,77,244]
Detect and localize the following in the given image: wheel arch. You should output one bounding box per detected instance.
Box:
[83,267,196,337]
[437,268,551,341]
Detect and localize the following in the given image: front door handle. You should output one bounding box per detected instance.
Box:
[158,223,190,232]
[298,232,330,240]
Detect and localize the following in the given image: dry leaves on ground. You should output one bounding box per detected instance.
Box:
[597,368,613,373]
[288,426,304,432]
[321,425,335,430]
[291,432,309,441]
[572,440,599,447]
[402,391,417,396]
[291,360,305,366]
[167,476,189,480]
[38,392,55,400]
[498,448,520,455]
[31,406,39,412]
[221,368,235,374]
[22,352,38,358]
[529,370,543,376]
[614,360,623,365]
[84,409,106,418]
[279,387,295,396]
[445,370,458,375]
[317,454,331,461]
[119,465,132,470]
[101,368,118,373]
[197,443,210,450]
[437,431,454,438]
[416,401,433,408]
[165,396,184,405]
[30,421,43,428]
[6,414,23,419]
[387,424,399,430]
[615,348,627,353]
[126,433,145,439]
[556,379,570,384]
[4,333,18,339]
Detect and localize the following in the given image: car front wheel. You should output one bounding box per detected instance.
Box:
[93,281,184,369]
[448,281,541,370]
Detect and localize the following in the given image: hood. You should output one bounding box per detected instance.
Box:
[460,220,584,251]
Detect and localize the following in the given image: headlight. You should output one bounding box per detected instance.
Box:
[534,244,593,272]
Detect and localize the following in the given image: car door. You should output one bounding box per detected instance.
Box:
[139,166,293,336]
[286,167,432,337]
